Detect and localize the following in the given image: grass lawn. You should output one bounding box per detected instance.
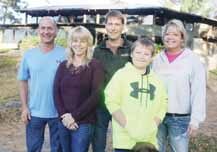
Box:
[210,68,217,77]
[0,49,11,53]
[0,54,217,151]
[0,55,19,104]
[190,134,217,152]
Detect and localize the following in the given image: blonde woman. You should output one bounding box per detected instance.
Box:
[53,26,104,152]
[152,19,206,152]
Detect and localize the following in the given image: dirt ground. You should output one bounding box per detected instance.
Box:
[198,77,217,137]
[0,73,216,152]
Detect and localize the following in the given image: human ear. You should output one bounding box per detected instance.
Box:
[130,52,133,58]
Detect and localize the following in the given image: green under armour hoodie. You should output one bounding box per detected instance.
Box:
[105,62,168,150]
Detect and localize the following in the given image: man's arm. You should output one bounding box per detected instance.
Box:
[19,80,30,124]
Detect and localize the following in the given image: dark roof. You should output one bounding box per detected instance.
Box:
[19,6,217,26]
[0,23,104,29]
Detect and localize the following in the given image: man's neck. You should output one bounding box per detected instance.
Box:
[106,38,123,54]
[39,43,55,53]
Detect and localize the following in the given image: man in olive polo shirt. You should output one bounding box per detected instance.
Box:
[92,10,132,152]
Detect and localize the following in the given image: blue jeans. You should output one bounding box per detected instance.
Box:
[58,122,94,152]
[157,115,190,152]
[26,116,61,152]
[92,107,111,152]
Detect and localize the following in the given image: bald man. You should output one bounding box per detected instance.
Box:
[18,16,65,152]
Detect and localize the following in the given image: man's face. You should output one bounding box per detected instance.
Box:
[37,19,57,45]
[105,17,124,40]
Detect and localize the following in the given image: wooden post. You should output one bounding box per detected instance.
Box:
[2,30,5,43]
[25,13,28,25]
[0,30,3,43]
[83,14,87,23]
[25,13,28,36]
[36,17,39,24]
[13,29,16,41]
[96,14,100,24]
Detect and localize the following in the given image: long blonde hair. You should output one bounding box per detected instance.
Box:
[66,26,93,68]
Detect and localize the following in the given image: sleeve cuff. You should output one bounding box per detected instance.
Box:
[190,120,199,129]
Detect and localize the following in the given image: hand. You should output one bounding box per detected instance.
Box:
[68,122,79,130]
[21,106,31,124]
[112,109,126,128]
[119,115,127,128]
[187,124,198,137]
[154,116,161,126]
[61,113,78,130]
[61,113,75,123]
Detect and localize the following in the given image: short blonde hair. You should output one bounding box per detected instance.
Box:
[66,26,93,67]
[162,19,187,48]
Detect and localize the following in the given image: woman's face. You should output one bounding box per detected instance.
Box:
[131,44,152,70]
[71,38,88,57]
[163,25,183,52]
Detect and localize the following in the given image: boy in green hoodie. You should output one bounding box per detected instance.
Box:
[105,38,168,152]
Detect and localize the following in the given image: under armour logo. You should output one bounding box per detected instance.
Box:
[130,82,155,100]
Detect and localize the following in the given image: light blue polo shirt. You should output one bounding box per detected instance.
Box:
[18,45,66,118]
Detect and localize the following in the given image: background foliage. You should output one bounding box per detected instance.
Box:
[0,0,27,24]
[19,35,67,51]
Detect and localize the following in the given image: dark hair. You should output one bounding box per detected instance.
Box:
[105,10,125,24]
[131,142,159,152]
[131,38,155,56]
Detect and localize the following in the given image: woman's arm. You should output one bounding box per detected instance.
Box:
[53,63,67,117]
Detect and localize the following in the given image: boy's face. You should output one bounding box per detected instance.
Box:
[131,44,153,70]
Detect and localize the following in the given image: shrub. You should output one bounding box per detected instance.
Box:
[19,35,67,51]
[155,43,164,54]
[19,36,39,51]
[55,37,67,48]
